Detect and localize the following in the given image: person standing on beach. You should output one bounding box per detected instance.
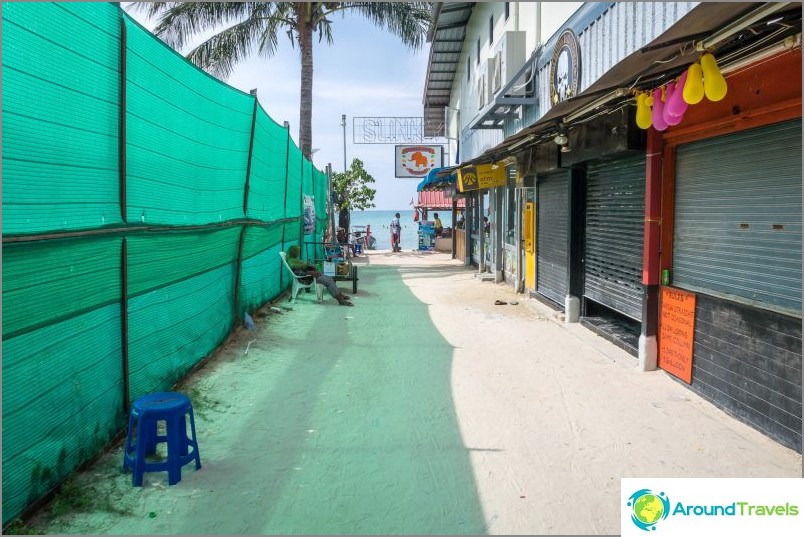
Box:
[390,212,402,252]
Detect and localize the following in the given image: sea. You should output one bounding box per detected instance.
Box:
[349,209,454,251]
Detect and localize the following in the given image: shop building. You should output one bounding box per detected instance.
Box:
[422,2,802,451]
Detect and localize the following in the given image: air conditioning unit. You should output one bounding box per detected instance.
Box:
[477,71,487,110]
[491,50,503,94]
[491,31,527,97]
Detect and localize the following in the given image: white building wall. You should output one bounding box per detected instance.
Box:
[536,2,698,123]
[450,2,549,161]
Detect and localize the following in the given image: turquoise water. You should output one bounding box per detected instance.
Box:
[349,210,453,251]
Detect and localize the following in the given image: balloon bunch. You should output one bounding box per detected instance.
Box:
[635,53,728,131]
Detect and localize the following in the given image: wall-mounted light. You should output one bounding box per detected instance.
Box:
[560,144,571,153]
[553,133,568,146]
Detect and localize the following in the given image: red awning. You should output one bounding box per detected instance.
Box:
[416,190,465,210]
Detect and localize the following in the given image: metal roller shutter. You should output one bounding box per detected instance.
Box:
[584,156,646,321]
[673,119,802,316]
[537,171,569,305]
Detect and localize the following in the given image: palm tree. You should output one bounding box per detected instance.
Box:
[135,2,431,159]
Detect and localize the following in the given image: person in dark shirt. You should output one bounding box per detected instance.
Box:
[287,245,352,306]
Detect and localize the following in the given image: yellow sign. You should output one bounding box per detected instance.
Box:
[457,163,507,192]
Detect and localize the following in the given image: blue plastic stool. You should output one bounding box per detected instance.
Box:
[122,392,201,486]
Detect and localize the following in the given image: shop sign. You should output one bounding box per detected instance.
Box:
[658,287,697,383]
[395,145,443,178]
[549,29,580,105]
[457,163,507,192]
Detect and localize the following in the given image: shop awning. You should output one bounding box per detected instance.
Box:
[456,2,802,166]
[417,166,459,192]
[417,190,466,210]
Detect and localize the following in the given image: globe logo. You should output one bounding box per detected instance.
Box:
[627,489,670,531]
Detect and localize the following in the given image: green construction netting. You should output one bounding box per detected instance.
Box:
[285,141,304,220]
[2,304,124,526]
[247,104,289,223]
[1,2,122,235]
[240,223,286,313]
[124,17,254,227]
[2,3,331,525]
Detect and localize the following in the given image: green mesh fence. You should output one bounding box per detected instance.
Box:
[1,2,121,235]
[1,3,331,525]
[247,105,290,223]
[240,223,285,313]
[124,17,254,226]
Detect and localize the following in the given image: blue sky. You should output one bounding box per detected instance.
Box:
[126,3,580,210]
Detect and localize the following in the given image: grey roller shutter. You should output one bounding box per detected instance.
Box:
[584,156,646,321]
[673,119,802,316]
[537,171,569,305]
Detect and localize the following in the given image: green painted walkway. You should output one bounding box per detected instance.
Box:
[28,260,487,535]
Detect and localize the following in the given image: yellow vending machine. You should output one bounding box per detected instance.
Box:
[523,201,536,291]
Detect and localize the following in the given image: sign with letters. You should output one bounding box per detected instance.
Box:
[658,287,696,383]
[457,163,507,192]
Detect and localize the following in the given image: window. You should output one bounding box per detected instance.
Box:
[489,15,494,45]
[467,56,471,81]
[505,2,510,20]
[476,38,480,64]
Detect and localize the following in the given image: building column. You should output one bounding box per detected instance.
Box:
[639,128,663,371]
[566,167,584,322]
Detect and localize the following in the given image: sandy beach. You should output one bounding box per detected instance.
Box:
[24,251,801,535]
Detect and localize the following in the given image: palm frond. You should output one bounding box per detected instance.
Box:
[146,2,263,49]
[336,2,431,50]
[185,16,267,79]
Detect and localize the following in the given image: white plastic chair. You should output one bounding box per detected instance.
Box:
[279,251,322,304]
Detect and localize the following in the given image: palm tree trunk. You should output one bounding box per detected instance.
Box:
[297,2,314,159]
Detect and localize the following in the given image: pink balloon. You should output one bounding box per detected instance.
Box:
[665,70,689,120]
[651,88,668,131]
[663,81,678,125]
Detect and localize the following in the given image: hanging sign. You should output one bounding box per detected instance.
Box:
[658,286,697,384]
[457,163,507,192]
[395,145,443,178]
[302,195,316,234]
[549,29,581,104]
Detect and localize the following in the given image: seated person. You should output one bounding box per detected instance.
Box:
[433,213,443,236]
[287,245,353,306]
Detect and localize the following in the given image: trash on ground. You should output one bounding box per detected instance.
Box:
[494,300,508,305]
[244,312,255,331]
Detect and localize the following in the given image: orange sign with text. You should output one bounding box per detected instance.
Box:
[658,287,696,384]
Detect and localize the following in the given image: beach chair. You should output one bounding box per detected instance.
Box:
[278,252,322,303]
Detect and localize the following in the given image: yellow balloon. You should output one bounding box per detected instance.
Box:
[683,62,705,104]
[700,53,728,102]
[635,92,652,129]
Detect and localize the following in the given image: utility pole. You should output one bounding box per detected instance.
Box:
[341,114,347,172]
[327,163,336,243]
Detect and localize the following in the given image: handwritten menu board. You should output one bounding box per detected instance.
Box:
[658,287,696,383]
